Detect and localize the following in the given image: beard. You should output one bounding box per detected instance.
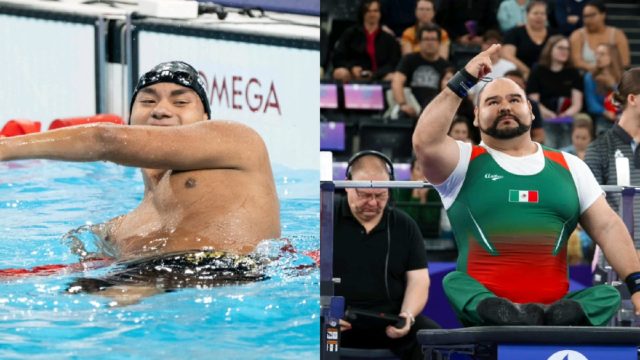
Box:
[480,113,531,139]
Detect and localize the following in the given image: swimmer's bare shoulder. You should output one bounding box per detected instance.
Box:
[175,120,272,173]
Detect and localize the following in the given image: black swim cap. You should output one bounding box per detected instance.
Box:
[130,61,211,120]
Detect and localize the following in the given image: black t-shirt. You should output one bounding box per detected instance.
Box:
[526,64,583,112]
[530,98,543,130]
[504,26,556,69]
[331,25,401,80]
[397,53,451,107]
[333,196,428,314]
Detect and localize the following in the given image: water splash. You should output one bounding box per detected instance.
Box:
[60,224,118,261]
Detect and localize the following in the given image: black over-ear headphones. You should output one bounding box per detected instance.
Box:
[345,150,395,180]
[345,150,396,305]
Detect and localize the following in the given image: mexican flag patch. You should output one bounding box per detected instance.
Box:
[509,190,538,203]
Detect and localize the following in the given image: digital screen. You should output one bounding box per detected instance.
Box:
[332,161,348,181]
[343,84,384,110]
[393,163,412,181]
[320,83,338,109]
[320,121,345,151]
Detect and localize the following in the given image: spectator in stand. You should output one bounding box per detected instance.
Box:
[569,0,630,73]
[555,0,587,36]
[497,0,529,33]
[380,0,417,38]
[527,35,583,148]
[561,114,594,160]
[501,0,556,80]
[527,35,584,120]
[401,0,450,60]
[448,118,472,143]
[435,0,498,46]
[392,24,451,117]
[584,43,624,135]
[332,0,401,83]
[504,69,545,144]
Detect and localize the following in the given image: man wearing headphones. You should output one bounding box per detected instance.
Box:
[333,150,439,360]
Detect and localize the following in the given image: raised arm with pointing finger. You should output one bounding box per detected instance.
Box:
[412,44,640,327]
[413,44,500,185]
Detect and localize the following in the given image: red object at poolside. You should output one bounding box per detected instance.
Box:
[0,119,41,137]
[0,258,114,279]
[48,114,123,130]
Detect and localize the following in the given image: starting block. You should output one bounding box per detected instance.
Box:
[418,326,640,360]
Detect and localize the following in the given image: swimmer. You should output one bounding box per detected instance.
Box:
[0,61,280,302]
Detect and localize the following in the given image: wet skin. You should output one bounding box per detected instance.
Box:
[107,82,280,259]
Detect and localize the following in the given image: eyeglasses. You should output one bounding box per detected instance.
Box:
[354,189,389,202]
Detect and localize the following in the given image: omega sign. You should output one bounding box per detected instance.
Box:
[199,71,282,115]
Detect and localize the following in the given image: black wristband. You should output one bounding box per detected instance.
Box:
[447,68,479,98]
[625,271,640,295]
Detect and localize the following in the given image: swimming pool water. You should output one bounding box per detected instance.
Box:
[0,160,319,359]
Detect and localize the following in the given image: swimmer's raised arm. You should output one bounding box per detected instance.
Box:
[412,44,500,184]
[0,121,268,171]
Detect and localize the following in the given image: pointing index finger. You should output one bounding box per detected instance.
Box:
[484,43,501,56]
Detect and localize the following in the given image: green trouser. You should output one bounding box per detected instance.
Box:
[443,271,621,327]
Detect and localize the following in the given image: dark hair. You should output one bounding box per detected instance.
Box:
[358,0,381,25]
[593,43,624,95]
[614,68,640,109]
[585,0,606,14]
[526,0,547,13]
[504,69,525,80]
[482,30,502,43]
[537,35,572,68]
[449,117,469,131]
[417,23,442,42]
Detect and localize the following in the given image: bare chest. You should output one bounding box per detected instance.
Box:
[108,169,271,253]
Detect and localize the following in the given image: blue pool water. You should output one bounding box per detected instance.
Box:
[0,160,319,359]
